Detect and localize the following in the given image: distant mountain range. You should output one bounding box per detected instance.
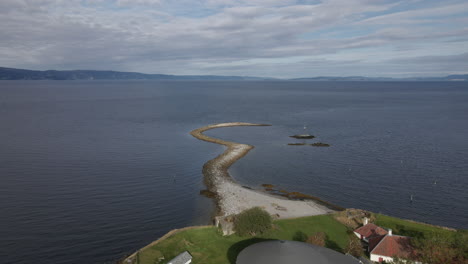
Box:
[0,67,270,81]
[0,67,467,81]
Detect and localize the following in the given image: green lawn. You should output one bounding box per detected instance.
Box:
[133,213,464,264]
[373,214,467,263]
[136,214,350,264]
[374,213,456,239]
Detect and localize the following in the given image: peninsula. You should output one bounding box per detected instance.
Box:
[121,123,465,264]
[190,122,333,218]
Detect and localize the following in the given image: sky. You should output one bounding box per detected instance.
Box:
[0,0,467,78]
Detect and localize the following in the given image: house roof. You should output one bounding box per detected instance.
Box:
[236,240,359,264]
[167,251,192,264]
[368,235,386,252]
[354,223,388,238]
[371,235,416,259]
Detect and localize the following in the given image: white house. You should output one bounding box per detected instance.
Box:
[167,251,192,264]
[369,231,419,263]
[354,220,420,263]
[353,218,388,243]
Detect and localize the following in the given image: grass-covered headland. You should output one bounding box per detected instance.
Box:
[122,211,466,264]
[128,214,348,264]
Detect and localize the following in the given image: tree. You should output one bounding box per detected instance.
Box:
[233,207,272,236]
[345,235,364,257]
[306,232,326,247]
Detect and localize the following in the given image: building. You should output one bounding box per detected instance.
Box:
[353,220,419,263]
[236,240,359,264]
[368,234,387,252]
[370,234,417,263]
[167,251,192,264]
[353,219,388,243]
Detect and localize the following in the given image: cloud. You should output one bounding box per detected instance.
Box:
[116,0,162,7]
[386,52,468,64]
[357,2,468,25]
[0,0,466,77]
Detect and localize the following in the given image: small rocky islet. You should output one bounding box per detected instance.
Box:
[311,142,330,147]
[288,131,330,147]
[289,134,316,139]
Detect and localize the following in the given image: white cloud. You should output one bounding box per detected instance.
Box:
[357,1,468,25]
[116,0,162,7]
[0,0,466,77]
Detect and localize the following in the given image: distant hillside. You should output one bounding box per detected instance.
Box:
[0,67,271,81]
[291,75,468,81]
[0,66,466,81]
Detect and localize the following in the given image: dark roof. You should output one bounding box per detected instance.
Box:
[167,251,192,264]
[354,223,388,238]
[371,235,416,259]
[236,240,359,264]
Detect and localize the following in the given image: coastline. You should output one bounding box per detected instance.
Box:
[121,225,212,262]
[190,122,334,218]
[120,122,462,263]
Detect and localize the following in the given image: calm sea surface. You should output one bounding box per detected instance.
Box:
[0,80,467,263]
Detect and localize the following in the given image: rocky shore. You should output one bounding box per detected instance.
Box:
[191,122,333,218]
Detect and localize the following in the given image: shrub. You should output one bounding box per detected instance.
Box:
[293,231,308,242]
[413,232,468,264]
[306,232,326,247]
[233,207,272,236]
[345,235,364,257]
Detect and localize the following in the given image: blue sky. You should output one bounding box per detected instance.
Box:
[0,0,467,78]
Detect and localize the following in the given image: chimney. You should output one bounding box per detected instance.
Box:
[388,229,392,236]
[363,217,368,225]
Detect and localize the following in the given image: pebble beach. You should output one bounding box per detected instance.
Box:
[191,122,333,218]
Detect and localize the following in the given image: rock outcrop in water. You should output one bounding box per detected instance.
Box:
[290,134,315,139]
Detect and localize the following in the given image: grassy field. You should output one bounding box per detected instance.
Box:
[132,212,462,264]
[373,213,467,263]
[135,214,350,264]
[374,213,456,239]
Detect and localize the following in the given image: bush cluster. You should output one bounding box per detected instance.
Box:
[233,207,272,236]
[306,232,326,247]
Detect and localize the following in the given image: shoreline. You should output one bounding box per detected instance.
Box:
[120,123,461,263]
[121,225,212,262]
[190,122,335,218]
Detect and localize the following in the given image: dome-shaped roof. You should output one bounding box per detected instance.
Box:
[236,240,358,264]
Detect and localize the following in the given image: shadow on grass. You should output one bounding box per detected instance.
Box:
[325,234,343,253]
[394,224,425,239]
[227,238,274,264]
